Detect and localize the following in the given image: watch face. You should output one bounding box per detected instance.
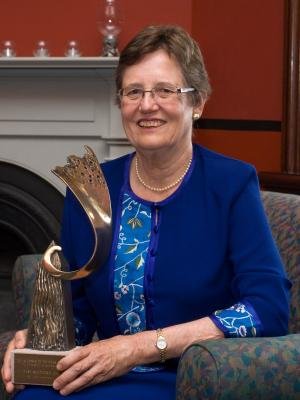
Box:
[157,336,167,350]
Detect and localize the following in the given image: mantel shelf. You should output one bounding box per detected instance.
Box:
[0,54,127,194]
[0,56,119,69]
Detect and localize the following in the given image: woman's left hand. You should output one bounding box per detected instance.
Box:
[52,335,139,395]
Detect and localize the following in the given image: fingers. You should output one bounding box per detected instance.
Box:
[54,363,100,396]
[2,383,26,395]
[53,347,93,393]
[2,337,16,383]
[14,329,27,349]
[54,345,96,382]
[1,329,27,394]
[56,346,87,372]
[53,343,112,395]
[52,337,135,395]
[3,381,15,394]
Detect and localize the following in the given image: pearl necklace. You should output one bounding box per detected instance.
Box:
[135,156,192,192]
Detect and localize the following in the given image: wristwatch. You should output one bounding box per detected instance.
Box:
[155,328,167,363]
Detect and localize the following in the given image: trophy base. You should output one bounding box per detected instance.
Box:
[12,348,72,386]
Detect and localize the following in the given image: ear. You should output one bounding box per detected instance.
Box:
[192,99,206,120]
[194,99,206,116]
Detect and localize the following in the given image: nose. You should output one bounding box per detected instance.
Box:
[139,91,159,112]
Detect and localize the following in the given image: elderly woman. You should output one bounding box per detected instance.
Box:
[2,25,290,399]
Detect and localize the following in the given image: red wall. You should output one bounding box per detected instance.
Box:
[0,0,191,56]
[192,0,285,171]
[0,0,285,172]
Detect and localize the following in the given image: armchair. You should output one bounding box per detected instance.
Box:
[1,191,299,399]
[176,191,300,399]
[0,254,41,399]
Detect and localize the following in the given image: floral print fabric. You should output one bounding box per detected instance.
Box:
[176,335,300,400]
[113,193,151,334]
[210,301,262,337]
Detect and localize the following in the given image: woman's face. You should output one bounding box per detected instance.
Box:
[120,49,204,154]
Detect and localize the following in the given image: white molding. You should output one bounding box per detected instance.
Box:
[0,57,132,194]
[0,57,119,69]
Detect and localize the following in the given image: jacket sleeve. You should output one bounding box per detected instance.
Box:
[225,168,291,336]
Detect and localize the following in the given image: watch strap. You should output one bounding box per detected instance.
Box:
[156,328,167,363]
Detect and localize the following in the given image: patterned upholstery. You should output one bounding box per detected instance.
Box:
[0,256,40,363]
[176,335,300,400]
[261,192,300,333]
[176,191,300,400]
[1,191,300,399]
[0,331,15,361]
[12,254,41,330]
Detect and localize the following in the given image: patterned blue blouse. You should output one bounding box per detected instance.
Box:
[113,192,262,338]
[113,193,151,335]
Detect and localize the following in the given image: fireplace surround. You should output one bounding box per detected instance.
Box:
[0,57,132,286]
[0,161,63,280]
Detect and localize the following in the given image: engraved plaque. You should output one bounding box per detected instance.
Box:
[12,350,68,386]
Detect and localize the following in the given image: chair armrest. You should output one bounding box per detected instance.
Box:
[176,335,300,400]
[0,255,41,363]
[12,254,41,329]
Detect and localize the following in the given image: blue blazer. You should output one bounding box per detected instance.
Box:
[61,144,291,343]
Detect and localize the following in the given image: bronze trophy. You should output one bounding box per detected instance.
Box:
[11,146,112,386]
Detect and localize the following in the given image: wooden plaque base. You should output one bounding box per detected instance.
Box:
[11,348,71,386]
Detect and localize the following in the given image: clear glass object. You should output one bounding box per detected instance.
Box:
[1,40,16,57]
[65,40,81,57]
[33,41,50,57]
[98,0,121,57]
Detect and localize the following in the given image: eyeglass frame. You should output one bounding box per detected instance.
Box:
[118,85,195,102]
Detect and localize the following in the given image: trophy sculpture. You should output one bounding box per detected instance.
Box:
[11,146,112,386]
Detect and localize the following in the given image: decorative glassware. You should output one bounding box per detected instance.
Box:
[1,40,16,57]
[33,41,50,57]
[65,40,81,57]
[98,0,121,57]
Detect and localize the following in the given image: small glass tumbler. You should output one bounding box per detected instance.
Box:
[1,40,16,57]
[33,41,50,57]
[65,41,81,57]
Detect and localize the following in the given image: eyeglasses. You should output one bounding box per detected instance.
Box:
[118,84,195,102]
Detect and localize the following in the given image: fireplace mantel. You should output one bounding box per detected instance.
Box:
[0,56,132,194]
[0,57,118,71]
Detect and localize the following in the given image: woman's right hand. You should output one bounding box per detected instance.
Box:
[1,329,27,394]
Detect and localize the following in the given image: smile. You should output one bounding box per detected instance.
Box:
[137,119,165,128]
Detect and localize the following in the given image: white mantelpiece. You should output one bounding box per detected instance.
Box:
[0,57,132,194]
[0,57,119,69]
